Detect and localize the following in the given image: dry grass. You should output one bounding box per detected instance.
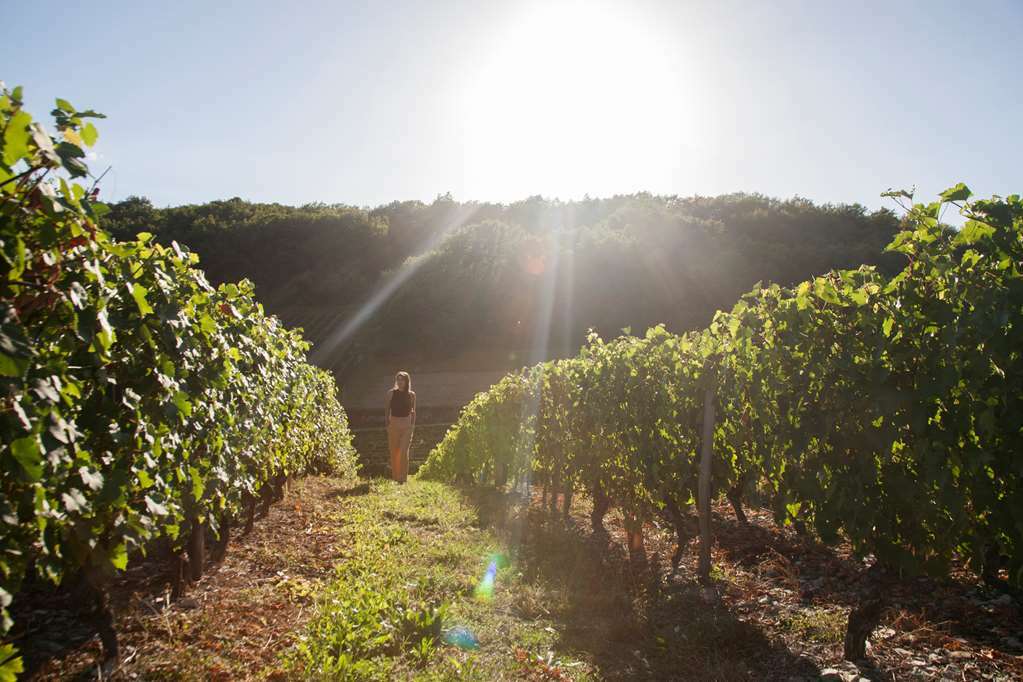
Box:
[17,476,355,680]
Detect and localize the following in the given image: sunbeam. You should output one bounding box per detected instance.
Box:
[508,218,571,510]
[310,203,481,366]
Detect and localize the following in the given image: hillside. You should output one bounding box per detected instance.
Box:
[103,194,906,389]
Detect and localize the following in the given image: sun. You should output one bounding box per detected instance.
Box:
[456,1,695,200]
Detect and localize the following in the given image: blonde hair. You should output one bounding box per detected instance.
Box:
[393,371,412,392]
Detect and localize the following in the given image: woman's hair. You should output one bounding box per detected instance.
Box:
[393,371,412,392]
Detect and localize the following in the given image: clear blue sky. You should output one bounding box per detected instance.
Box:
[7,0,1021,209]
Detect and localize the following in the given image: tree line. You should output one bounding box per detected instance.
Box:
[103,192,906,372]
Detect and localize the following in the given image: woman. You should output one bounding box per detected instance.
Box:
[385,371,416,483]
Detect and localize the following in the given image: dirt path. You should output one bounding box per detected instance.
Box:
[20,477,354,680]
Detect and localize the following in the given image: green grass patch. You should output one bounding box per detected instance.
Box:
[780,608,846,644]
[284,479,589,680]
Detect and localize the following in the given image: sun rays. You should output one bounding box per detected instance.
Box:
[310,202,481,365]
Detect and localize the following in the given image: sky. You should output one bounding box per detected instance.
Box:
[7,0,1022,210]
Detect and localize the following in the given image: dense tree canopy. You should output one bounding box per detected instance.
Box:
[104,193,904,373]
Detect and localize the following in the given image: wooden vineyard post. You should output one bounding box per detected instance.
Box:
[698,383,716,582]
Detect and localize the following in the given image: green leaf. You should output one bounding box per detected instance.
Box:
[189,465,205,501]
[199,314,216,333]
[80,122,99,147]
[2,110,32,167]
[955,220,996,246]
[172,391,193,417]
[54,98,75,113]
[95,309,116,351]
[131,283,154,316]
[73,109,106,120]
[109,543,128,571]
[939,182,971,203]
[726,316,741,338]
[9,436,42,480]
[0,306,32,378]
[795,281,811,311]
[55,141,87,177]
[0,643,24,682]
[813,279,841,305]
[881,187,914,201]
[960,249,982,268]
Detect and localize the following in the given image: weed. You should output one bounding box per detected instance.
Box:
[781,608,846,644]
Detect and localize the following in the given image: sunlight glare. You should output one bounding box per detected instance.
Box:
[458,1,694,199]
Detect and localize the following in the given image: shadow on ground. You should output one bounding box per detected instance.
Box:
[326,481,373,499]
[710,509,1023,663]
[456,485,821,681]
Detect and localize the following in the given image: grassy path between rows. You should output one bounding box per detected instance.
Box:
[25,473,1023,680]
[283,477,591,680]
[27,476,593,681]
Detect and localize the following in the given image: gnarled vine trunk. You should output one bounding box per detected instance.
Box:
[211,511,232,563]
[623,513,645,561]
[590,486,611,533]
[843,563,890,661]
[660,497,693,570]
[548,471,561,513]
[243,492,257,535]
[726,484,748,526]
[81,566,118,663]
[187,517,206,582]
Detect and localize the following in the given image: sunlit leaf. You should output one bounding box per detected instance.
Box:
[131,283,154,316]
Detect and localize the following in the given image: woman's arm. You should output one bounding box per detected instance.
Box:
[410,392,416,428]
[384,390,391,426]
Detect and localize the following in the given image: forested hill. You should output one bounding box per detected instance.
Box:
[104,193,905,377]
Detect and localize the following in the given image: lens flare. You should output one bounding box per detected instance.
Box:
[474,552,506,602]
[442,625,480,650]
[475,559,498,601]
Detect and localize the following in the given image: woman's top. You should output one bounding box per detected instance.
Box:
[389,389,413,418]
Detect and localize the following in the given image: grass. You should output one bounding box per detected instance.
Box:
[780,608,847,645]
[284,479,823,680]
[283,478,592,680]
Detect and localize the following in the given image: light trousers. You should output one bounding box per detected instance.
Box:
[387,415,413,482]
